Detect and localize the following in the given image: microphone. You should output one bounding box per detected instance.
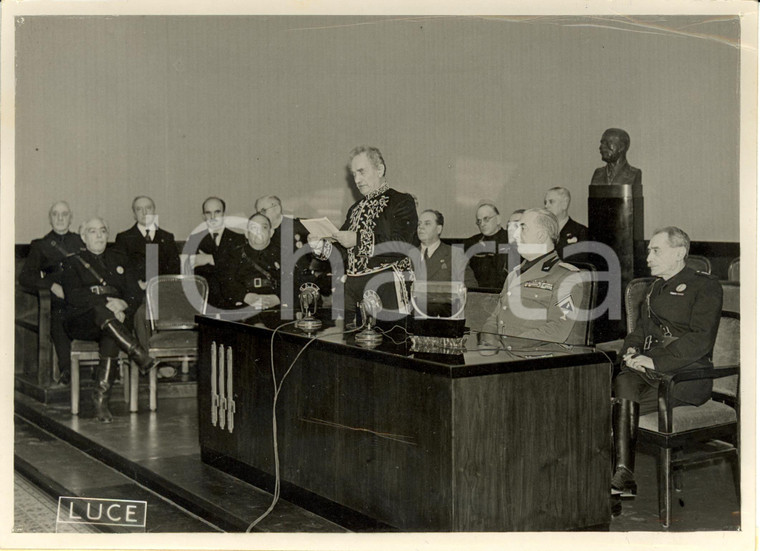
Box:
[295,282,322,334]
[355,290,384,348]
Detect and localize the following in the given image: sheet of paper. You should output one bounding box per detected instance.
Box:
[301,217,341,239]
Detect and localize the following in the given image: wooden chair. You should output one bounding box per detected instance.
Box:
[685,254,712,274]
[70,340,129,415]
[727,257,740,282]
[637,311,739,527]
[139,275,209,411]
[618,277,740,527]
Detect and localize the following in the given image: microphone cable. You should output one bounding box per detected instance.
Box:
[245,319,365,532]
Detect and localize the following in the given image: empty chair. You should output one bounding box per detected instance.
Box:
[138,275,209,412]
[727,257,740,282]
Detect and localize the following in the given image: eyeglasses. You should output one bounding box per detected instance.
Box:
[476,214,496,226]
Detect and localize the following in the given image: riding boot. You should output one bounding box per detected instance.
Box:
[92,357,117,423]
[101,318,157,375]
[611,398,640,497]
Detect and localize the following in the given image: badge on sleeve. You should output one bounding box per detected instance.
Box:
[116,266,124,274]
[676,283,686,292]
[567,237,578,244]
[557,294,576,320]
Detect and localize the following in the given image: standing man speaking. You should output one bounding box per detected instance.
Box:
[311,146,418,321]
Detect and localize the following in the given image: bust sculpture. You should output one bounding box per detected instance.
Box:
[591,128,642,186]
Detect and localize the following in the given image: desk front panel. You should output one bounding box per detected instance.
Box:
[197,316,610,531]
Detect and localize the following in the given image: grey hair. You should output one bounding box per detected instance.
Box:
[653,226,691,255]
[524,207,559,244]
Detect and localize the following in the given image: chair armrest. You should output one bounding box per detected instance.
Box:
[650,364,740,433]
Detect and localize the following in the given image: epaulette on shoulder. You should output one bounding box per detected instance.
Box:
[695,270,718,279]
[557,261,580,272]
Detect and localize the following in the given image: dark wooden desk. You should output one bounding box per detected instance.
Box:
[197,312,611,531]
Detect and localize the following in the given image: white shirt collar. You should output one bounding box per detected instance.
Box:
[137,222,157,234]
[422,240,442,257]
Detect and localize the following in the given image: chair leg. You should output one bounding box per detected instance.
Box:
[673,449,683,492]
[71,356,80,415]
[149,364,157,412]
[121,361,130,405]
[129,361,139,413]
[657,447,672,528]
[730,449,741,504]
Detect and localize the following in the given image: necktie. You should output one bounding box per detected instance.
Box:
[144,230,152,243]
[425,247,430,259]
[213,232,221,247]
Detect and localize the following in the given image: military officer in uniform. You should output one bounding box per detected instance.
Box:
[224,213,283,310]
[543,187,588,259]
[310,146,418,322]
[255,194,331,300]
[61,217,157,423]
[590,128,642,186]
[611,227,722,497]
[19,201,84,385]
[479,208,586,347]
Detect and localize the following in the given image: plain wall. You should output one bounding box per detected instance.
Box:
[14,15,740,243]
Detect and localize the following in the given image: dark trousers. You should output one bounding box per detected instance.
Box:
[51,298,72,372]
[64,305,134,357]
[343,271,409,323]
[614,369,689,415]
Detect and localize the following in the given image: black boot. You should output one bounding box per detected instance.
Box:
[101,318,157,375]
[611,398,640,497]
[92,357,117,423]
[58,370,71,386]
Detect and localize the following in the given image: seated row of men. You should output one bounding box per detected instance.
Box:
[19,146,722,510]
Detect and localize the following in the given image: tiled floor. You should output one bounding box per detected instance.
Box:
[14,474,98,534]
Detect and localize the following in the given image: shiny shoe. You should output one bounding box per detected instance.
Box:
[611,466,637,498]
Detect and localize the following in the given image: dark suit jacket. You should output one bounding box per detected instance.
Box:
[463,228,511,290]
[418,242,478,288]
[556,217,589,260]
[184,227,246,308]
[113,224,181,279]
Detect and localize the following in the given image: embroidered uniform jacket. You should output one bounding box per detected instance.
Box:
[19,230,84,292]
[60,248,143,323]
[463,228,511,290]
[591,160,642,186]
[622,267,722,405]
[481,250,585,344]
[556,218,589,259]
[339,186,418,275]
[113,224,181,277]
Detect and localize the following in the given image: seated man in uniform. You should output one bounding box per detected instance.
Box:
[256,194,332,299]
[479,208,585,348]
[223,213,282,311]
[464,202,511,290]
[414,209,477,318]
[611,227,722,497]
[19,201,84,385]
[61,217,157,423]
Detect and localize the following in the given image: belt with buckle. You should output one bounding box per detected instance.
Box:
[89,285,118,295]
